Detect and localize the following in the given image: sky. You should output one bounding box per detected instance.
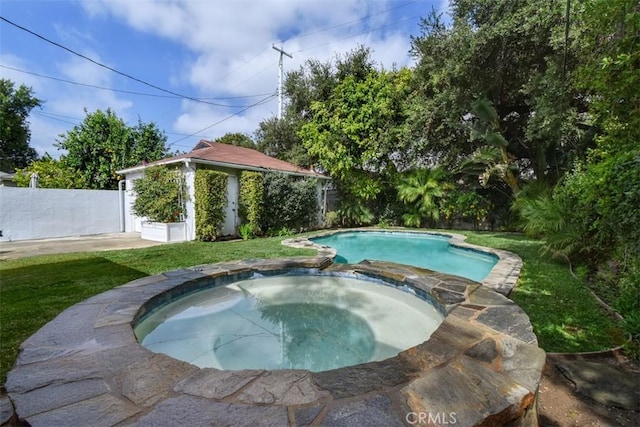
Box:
[1,0,449,158]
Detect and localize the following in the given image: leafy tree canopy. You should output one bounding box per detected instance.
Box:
[0,79,42,172]
[255,45,376,168]
[14,154,79,189]
[55,109,168,190]
[217,132,256,149]
[300,68,412,203]
[409,0,587,184]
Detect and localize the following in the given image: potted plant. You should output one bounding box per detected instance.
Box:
[131,165,189,242]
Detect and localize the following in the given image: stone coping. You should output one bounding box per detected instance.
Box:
[283,228,523,296]
[6,257,544,426]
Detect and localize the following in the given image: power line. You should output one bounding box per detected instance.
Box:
[294,14,422,54]
[33,111,78,126]
[0,64,273,105]
[0,15,255,108]
[168,92,276,147]
[283,1,417,44]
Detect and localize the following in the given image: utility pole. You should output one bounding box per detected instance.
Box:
[272,44,292,120]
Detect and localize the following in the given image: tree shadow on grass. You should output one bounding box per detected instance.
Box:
[0,257,146,384]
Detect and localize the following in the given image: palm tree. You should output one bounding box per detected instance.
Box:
[458,97,519,196]
[397,167,452,227]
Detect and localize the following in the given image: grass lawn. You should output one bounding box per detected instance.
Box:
[0,231,624,385]
[461,231,624,352]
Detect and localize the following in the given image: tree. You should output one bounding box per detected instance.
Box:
[409,1,587,184]
[56,109,168,190]
[396,167,452,227]
[14,155,80,188]
[300,68,412,217]
[255,116,311,168]
[457,97,519,196]
[516,0,640,341]
[0,79,42,172]
[255,45,376,168]
[217,132,255,149]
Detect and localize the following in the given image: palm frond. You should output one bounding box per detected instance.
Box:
[471,97,498,125]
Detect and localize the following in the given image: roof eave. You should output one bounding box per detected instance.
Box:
[117,157,330,180]
[188,158,331,179]
[116,157,187,175]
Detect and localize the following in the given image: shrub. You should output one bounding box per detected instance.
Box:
[615,262,640,341]
[261,172,318,233]
[194,169,227,241]
[440,189,490,229]
[238,222,255,240]
[337,198,374,227]
[323,211,340,228]
[132,166,187,222]
[239,171,264,235]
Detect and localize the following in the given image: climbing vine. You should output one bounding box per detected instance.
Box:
[239,171,264,237]
[194,169,228,241]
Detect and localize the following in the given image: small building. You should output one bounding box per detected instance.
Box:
[116,140,330,241]
[0,171,17,187]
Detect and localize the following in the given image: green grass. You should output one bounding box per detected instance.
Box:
[460,231,624,352]
[0,237,315,385]
[0,231,625,385]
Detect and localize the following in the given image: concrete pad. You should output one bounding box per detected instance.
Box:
[0,232,164,260]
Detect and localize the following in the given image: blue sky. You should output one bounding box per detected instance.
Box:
[1,0,448,157]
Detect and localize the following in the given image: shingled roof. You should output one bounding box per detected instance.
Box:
[117,140,327,178]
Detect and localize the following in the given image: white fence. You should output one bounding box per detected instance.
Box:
[0,187,121,241]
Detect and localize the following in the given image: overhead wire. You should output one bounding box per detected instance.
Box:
[0,15,259,108]
[32,111,79,126]
[0,64,274,104]
[282,1,417,44]
[293,14,423,54]
[3,3,423,150]
[33,109,217,140]
[168,92,276,147]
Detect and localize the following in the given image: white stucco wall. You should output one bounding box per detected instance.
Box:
[123,171,143,233]
[0,187,120,241]
[121,162,331,241]
[183,162,197,240]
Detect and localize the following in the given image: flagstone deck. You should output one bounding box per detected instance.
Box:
[6,256,544,426]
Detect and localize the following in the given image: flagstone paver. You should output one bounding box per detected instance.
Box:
[6,256,544,426]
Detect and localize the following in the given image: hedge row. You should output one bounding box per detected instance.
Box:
[194,169,228,241]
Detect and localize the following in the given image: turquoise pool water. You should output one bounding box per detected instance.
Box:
[311,231,497,282]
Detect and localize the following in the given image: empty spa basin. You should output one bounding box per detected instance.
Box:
[134,274,444,372]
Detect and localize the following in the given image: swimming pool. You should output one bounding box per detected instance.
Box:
[311,231,498,282]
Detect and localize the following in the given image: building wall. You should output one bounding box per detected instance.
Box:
[0,187,120,241]
[123,171,144,233]
[183,162,197,240]
[122,163,330,241]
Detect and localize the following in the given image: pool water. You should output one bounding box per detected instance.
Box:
[311,231,497,282]
[134,274,444,372]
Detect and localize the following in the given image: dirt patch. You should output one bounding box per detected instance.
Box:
[538,353,640,426]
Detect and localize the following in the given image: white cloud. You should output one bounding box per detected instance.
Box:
[1,49,133,157]
[54,54,133,116]
[6,0,429,157]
